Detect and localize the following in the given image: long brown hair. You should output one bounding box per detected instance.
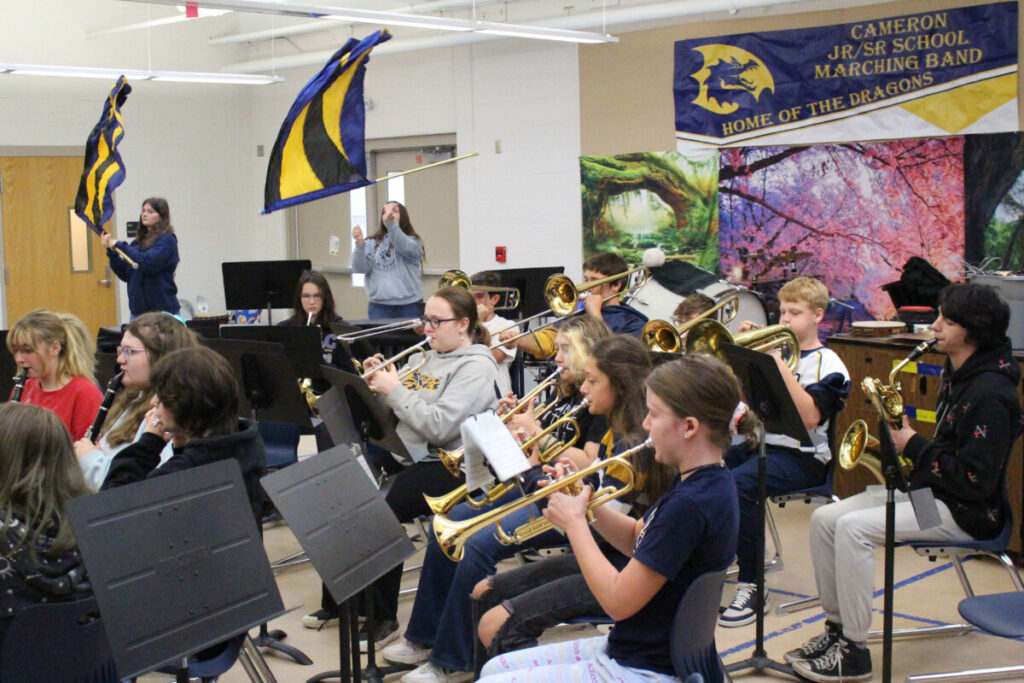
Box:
[431,286,490,345]
[646,354,761,452]
[102,313,199,447]
[287,270,339,326]
[7,309,96,385]
[369,201,425,260]
[150,347,239,440]
[137,197,175,249]
[0,403,91,558]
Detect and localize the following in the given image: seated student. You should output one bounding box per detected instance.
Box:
[382,325,656,683]
[304,287,499,648]
[74,312,199,490]
[719,276,850,627]
[0,402,93,653]
[673,292,715,325]
[471,270,518,397]
[101,346,266,522]
[500,252,649,359]
[476,354,750,683]
[6,309,103,440]
[278,269,345,361]
[787,283,1020,683]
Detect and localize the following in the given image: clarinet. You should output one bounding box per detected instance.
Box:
[84,372,124,442]
[10,368,28,402]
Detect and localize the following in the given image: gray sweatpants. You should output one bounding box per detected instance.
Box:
[809,486,973,644]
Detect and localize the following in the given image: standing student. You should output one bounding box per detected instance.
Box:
[477,354,749,683]
[6,309,103,441]
[470,270,518,397]
[101,346,267,522]
[102,197,180,318]
[74,312,198,489]
[0,402,93,653]
[787,283,1020,683]
[719,276,850,627]
[352,201,425,319]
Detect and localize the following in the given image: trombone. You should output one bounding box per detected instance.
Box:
[361,338,431,381]
[442,268,522,311]
[684,319,801,372]
[642,294,740,354]
[492,266,651,349]
[438,367,564,477]
[433,438,652,562]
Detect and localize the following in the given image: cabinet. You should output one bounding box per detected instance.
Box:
[827,334,1023,556]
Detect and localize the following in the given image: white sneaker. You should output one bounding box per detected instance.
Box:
[719,581,771,627]
[382,638,431,665]
[401,662,450,683]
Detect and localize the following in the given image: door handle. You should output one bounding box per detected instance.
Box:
[98,266,112,287]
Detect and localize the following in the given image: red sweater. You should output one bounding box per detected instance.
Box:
[17,376,103,440]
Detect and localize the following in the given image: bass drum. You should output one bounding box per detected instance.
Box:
[628,278,767,333]
[696,282,768,333]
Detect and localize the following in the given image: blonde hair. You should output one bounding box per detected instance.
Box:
[778,276,829,312]
[7,309,96,385]
[556,315,612,391]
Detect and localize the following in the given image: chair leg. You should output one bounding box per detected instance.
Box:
[241,635,278,683]
[905,664,1024,682]
[775,594,821,615]
[764,504,784,573]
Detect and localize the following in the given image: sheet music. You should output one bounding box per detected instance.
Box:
[461,412,532,492]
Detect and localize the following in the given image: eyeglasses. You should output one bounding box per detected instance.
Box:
[301,293,323,300]
[420,316,457,329]
[117,345,146,359]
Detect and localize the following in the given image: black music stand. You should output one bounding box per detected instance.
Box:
[221,324,325,379]
[320,364,410,464]
[199,336,313,664]
[222,259,311,326]
[492,266,565,320]
[262,446,416,683]
[720,343,810,680]
[66,460,286,682]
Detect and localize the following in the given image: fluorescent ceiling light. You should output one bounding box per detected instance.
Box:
[89,8,230,37]
[120,0,617,43]
[0,63,282,85]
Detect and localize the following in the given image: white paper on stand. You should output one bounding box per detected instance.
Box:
[460,412,532,493]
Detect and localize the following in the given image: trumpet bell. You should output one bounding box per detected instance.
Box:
[642,319,682,353]
[839,418,884,483]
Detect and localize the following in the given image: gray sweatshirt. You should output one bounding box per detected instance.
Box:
[351,219,424,305]
[383,343,499,465]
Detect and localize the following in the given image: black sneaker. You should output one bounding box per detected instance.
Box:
[790,638,872,682]
[358,619,400,653]
[719,582,771,627]
[784,621,841,664]
[302,608,339,630]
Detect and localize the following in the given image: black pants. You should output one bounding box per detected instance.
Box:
[322,456,464,622]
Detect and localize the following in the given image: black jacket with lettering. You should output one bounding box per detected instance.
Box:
[904,340,1021,539]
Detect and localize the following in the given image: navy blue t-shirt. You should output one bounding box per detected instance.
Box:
[606,464,738,674]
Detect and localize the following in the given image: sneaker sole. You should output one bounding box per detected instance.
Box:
[790,661,872,683]
[718,612,757,627]
[302,618,338,629]
[382,648,431,666]
[360,629,401,653]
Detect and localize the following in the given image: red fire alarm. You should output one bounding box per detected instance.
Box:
[495,246,506,263]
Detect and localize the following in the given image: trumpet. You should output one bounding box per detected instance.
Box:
[432,438,652,562]
[361,338,431,382]
[492,266,650,349]
[684,319,801,372]
[426,401,588,515]
[642,294,740,353]
[438,367,564,477]
[838,338,938,483]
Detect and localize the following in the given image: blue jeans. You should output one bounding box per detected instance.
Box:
[725,445,825,583]
[404,491,563,672]
[368,301,423,320]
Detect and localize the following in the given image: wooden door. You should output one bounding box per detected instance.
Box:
[1,156,117,337]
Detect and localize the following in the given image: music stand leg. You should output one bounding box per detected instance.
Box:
[882,476,896,683]
[725,425,798,679]
[253,620,314,665]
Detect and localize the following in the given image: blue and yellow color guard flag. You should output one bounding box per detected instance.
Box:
[263,29,391,214]
[75,76,131,233]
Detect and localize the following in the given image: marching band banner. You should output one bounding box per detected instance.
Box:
[674,2,1018,149]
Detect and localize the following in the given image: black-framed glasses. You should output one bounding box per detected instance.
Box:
[117,345,146,359]
[420,316,457,329]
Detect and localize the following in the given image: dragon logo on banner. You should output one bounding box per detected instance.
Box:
[690,45,775,115]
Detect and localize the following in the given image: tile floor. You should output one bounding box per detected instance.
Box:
[140,495,1023,683]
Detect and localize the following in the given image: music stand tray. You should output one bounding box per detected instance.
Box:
[220,324,325,379]
[67,460,286,680]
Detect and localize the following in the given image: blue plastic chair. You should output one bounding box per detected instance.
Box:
[670,568,731,683]
[258,420,302,470]
[904,590,1024,683]
[0,597,119,683]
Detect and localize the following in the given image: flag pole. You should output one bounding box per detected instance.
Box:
[86,224,138,270]
[372,151,477,184]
